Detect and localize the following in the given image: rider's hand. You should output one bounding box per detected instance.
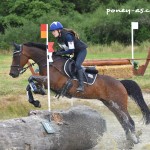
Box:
[55,51,64,55]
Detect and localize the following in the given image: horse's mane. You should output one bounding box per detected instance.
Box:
[24,42,46,51]
[23,42,71,61]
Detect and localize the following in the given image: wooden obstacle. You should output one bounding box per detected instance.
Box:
[83,59,133,78]
[95,65,133,79]
[82,49,150,78]
[83,59,131,66]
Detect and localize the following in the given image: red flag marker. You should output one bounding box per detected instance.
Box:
[41,24,47,31]
[48,42,54,53]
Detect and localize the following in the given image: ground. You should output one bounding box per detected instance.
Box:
[57,92,150,150]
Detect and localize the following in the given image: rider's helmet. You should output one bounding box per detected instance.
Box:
[49,21,63,31]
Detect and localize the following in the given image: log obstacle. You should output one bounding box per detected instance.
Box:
[83,59,133,78]
[0,106,106,150]
[83,59,131,66]
[83,49,150,78]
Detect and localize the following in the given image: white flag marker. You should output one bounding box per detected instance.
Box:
[131,22,138,62]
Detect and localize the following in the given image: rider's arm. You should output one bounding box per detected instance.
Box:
[60,34,75,54]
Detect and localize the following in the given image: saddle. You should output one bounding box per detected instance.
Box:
[64,58,98,85]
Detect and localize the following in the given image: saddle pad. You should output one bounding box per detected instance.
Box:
[64,59,97,85]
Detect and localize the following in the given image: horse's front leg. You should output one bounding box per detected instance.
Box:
[28,76,47,95]
[26,84,41,108]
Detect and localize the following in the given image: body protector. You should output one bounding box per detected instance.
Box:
[57,29,87,55]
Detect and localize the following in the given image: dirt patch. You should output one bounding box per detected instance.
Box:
[60,92,150,150]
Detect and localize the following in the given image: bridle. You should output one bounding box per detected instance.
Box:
[11,45,36,75]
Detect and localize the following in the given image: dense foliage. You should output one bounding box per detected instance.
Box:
[0,0,150,49]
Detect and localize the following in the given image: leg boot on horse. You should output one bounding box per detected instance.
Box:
[77,69,84,92]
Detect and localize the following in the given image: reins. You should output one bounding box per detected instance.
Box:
[20,56,48,75]
[20,62,36,74]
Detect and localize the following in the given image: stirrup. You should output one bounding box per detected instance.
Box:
[77,86,84,92]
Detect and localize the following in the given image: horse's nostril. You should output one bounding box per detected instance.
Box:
[9,72,13,76]
[9,73,12,76]
[9,72,17,78]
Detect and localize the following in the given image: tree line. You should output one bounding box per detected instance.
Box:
[0,0,150,50]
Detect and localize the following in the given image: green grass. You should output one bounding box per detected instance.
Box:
[87,42,148,59]
[0,42,150,119]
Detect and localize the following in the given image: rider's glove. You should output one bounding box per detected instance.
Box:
[55,51,64,55]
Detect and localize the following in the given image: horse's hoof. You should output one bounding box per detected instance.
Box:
[34,100,41,108]
[136,129,142,137]
[145,119,150,125]
[126,131,140,144]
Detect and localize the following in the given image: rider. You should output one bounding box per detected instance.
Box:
[49,21,87,92]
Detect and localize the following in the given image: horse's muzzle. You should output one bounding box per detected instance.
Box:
[9,72,19,78]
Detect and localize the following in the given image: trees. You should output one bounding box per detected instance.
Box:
[0,0,149,49]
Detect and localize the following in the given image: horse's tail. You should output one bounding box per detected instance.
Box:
[120,79,150,124]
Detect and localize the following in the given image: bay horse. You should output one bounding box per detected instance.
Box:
[9,42,150,144]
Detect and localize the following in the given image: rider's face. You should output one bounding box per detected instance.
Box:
[52,30,59,37]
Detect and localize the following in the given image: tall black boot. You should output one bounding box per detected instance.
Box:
[77,69,84,92]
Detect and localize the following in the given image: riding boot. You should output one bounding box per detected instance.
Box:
[77,69,84,92]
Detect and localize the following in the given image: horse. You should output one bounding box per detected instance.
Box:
[9,42,150,144]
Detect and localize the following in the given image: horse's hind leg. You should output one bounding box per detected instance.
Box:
[102,99,139,144]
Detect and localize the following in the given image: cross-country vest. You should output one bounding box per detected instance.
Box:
[57,29,87,53]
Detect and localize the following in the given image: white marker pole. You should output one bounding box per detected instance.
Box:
[131,22,138,63]
[46,24,51,112]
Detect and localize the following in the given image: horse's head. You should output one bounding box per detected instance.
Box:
[9,43,29,78]
[9,42,68,78]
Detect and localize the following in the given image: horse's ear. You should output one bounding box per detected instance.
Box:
[13,42,18,48]
[13,42,20,50]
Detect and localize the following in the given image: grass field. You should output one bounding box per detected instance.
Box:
[0,43,150,119]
